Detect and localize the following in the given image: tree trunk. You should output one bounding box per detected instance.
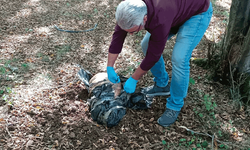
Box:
[239,28,250,103]
[219,0,250,103]
[220,0,250,77]
[238,27,250,73]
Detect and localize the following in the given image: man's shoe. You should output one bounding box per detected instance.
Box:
[142,83,170,97]
[157,108,180,127]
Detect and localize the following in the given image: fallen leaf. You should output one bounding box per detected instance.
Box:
[26,140,33,148]
[139,123,144,128]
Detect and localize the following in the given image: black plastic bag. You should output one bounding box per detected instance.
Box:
[78,67,153,127]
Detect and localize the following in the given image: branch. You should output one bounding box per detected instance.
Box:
[5,119,13,141]
[178,126,247,149]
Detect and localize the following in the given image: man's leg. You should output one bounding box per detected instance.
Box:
[141,32,175,96]
[158,2,213,127]
[141,32,172,87]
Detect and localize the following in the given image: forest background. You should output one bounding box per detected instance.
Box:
[0,0,249,149]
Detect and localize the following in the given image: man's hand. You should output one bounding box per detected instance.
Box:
[107,66,120,83]
[124,76,138,93]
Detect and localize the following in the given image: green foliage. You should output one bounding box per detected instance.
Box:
[203,94,216,111]
[56,45,71,60]
[0,59,19,81]
[78,14,83,20]
[179,138,186,142]
[189,77,196,85]
[5,87,12,94]
[94,8,98,14]
[1,87,14,105]
[0,66,6,74]
[162,140,167,145]
[198,113,203,118]
[21,63,29,70]
[25,28,33,32]
[201,141,208,148]
[196,143,201,148]
[188,136,195,146]
[103,12,110,18]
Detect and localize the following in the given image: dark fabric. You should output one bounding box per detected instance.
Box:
[109,0,210,71]
[77,67,92,88]
[89,96,126,128]
[88,82,153,127]
[78,68,153,127]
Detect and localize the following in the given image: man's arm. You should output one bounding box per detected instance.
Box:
[132,66,147,80]
[108,52,147,80]
[107,52,119,67]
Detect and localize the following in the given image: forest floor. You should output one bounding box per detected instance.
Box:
[0,0,250,149]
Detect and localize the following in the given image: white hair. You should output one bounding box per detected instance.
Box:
[115,0,147,30]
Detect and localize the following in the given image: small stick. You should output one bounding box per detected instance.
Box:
[5,119,13,141]
[178,126,249,149]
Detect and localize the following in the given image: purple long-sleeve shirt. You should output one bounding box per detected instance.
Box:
[109,0,210,71]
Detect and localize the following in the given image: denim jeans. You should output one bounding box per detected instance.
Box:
[141,2,213,111]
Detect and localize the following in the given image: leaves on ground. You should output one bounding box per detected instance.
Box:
[0,0,249,149]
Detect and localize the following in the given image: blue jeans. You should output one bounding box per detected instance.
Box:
[141,2,213,111]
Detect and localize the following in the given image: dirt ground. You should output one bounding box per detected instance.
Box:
[0,0,250,149]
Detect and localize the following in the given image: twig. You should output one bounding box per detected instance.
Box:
[5,119,13,141]
[178,126,250,149]
[212,133,215,150]
[228,52,237,101]
[179,126,226,146]
[5,126,12,139]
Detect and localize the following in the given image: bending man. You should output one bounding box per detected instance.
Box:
[107,0,213,127]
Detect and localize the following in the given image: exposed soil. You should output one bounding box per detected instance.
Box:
[0,0,250,150]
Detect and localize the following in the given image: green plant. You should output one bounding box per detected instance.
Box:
[188,136,196,146]
[21,63,29,70]
[56,45,71,60]
[162,140,167,145]
[204,94,217,112]
[198,113,204,118]
[25,28,33,32]
[179,138,186,142]
[196,143,201,148]
[94,8,98,14]
[103,12,109,18]
[201,141,208,148]
[189,77,196,86]
[1,60,13,79]
[1,87,14,105]
[0,66,6,75]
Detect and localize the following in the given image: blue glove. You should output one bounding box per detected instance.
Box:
[107,66,120,83]
[124,76,138,93]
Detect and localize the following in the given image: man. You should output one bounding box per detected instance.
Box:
[107,0,213,127]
